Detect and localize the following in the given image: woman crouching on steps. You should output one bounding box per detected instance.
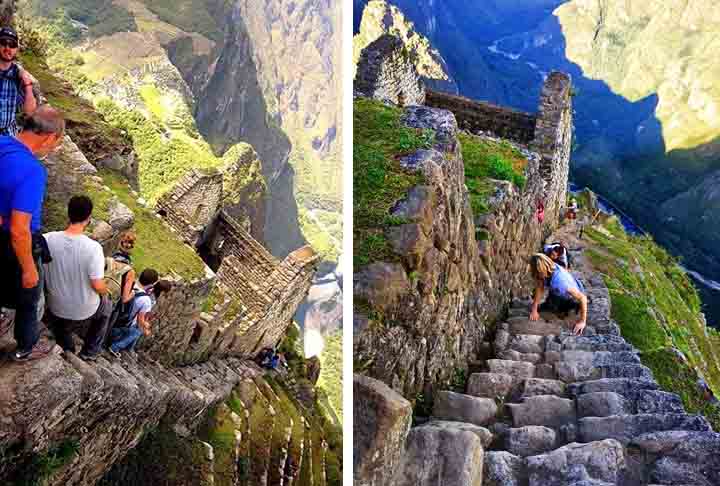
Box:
[528,253,588,335]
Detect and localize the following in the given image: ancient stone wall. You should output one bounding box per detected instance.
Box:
[354,34,426,106]
[354,103,567,399]
[425,89,537,145]
[156,169,225,245]
[531,71,573,223]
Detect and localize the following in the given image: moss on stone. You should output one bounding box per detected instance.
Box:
[459,132,528,218]
[354,98,428,269]
[317,330,343,422]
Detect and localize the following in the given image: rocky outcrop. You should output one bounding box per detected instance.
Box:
[354,34,426,107]
[354,72,571,400]
[353,0,458,94]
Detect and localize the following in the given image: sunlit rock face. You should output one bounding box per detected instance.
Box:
[353,0,458,94]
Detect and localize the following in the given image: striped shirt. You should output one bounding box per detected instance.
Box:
[0,64,24,137]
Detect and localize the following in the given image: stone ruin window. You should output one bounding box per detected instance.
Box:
[189,322,203,345]
[192,204,206,224]
[398,91,406,107]
[157,208,168,218]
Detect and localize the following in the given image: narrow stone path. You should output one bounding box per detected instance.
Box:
[392,225,720,486]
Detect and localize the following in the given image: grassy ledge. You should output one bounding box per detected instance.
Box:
[585,218,720,429]
[459,132,527,217]
[353,98,432,269]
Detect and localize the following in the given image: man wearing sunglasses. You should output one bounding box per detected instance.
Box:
[0,27,37,136]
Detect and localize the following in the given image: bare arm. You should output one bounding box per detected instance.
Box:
[567,287,588,334]
[10,210,38,288]
[137,312,151,336]
[530,279,544,321]
[90,278,108,295]
[121,269,135,303]
[18,69,37,115]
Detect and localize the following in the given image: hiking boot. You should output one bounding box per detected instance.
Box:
[79,352,98,362]
[0,311,13,336]
[13,341,55,362]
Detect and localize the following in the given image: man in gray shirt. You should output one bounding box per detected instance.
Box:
[43,195,111,360]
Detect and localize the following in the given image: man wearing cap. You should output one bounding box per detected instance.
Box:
[0,26,37,136]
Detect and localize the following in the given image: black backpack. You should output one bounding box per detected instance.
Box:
[109,290,149,329]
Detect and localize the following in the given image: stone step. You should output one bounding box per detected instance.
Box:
[505,425,557,457]
[520,378,567,398]
[557,334,635,353]
[568,378,659,399]
[466,372,515,400]
[557,350,641,366]
[507,395,576,428]
[497,349,544,364]
[555,362,653,383]
[506,334,546,354]
[487,359,536,382]
[526,439,626,486]
[577,389,685,420]
[484,450,526,486]
[578,413,712,445]
[393,422,484,486]
[432,391,498,426]
[507,317,597,337]
[423,420,494,447]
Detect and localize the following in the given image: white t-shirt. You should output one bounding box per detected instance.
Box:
[129,292,153,327]
[43,231,105,320]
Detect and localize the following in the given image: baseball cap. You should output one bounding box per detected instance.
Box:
[0,27,18,42]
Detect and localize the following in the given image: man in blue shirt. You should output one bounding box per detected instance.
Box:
[0,27,38,136]
[529,253,588,335]
[0,104,65,360]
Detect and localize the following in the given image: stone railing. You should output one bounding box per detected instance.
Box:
[425,90,537,145]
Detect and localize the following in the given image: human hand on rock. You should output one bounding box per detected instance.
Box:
[530,309,540,321]
[573,320,586,335]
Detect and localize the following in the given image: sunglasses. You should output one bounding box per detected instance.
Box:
[0,39,17,48]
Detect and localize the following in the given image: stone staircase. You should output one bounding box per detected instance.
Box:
[393,275,720,484]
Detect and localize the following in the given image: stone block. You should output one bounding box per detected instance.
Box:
[394,424,484,486]
[506,426,556,457]
[507,395,576,428]
[433,391,498,426]
[521,378,566,398]
[353,374,412,486]
[466,373,514,400]
[577,392,630,418]
[526,439,625,486]
[484,451,527,486]
[578,414,712,445]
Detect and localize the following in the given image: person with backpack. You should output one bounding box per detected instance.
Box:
[0,27,38,136]
[0,105,64,360]
[528,253,588,335]
[108,268,159,357]
[43,196,112,361]
[543,241,571,269]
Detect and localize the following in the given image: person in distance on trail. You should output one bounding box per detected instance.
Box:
[44,196,112,361]
[528,253,587,335]
[0,27,38,136]
[0,105,64,360]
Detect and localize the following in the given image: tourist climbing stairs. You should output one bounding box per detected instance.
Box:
[393,245,720,485]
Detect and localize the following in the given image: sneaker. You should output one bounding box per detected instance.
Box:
[13,341,54,361]
[109,348,121,359]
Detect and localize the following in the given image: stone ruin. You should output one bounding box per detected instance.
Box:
[151,166,319,365]
[425,73,573,223]
[354,34,426,107]
[354,33,573,222]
